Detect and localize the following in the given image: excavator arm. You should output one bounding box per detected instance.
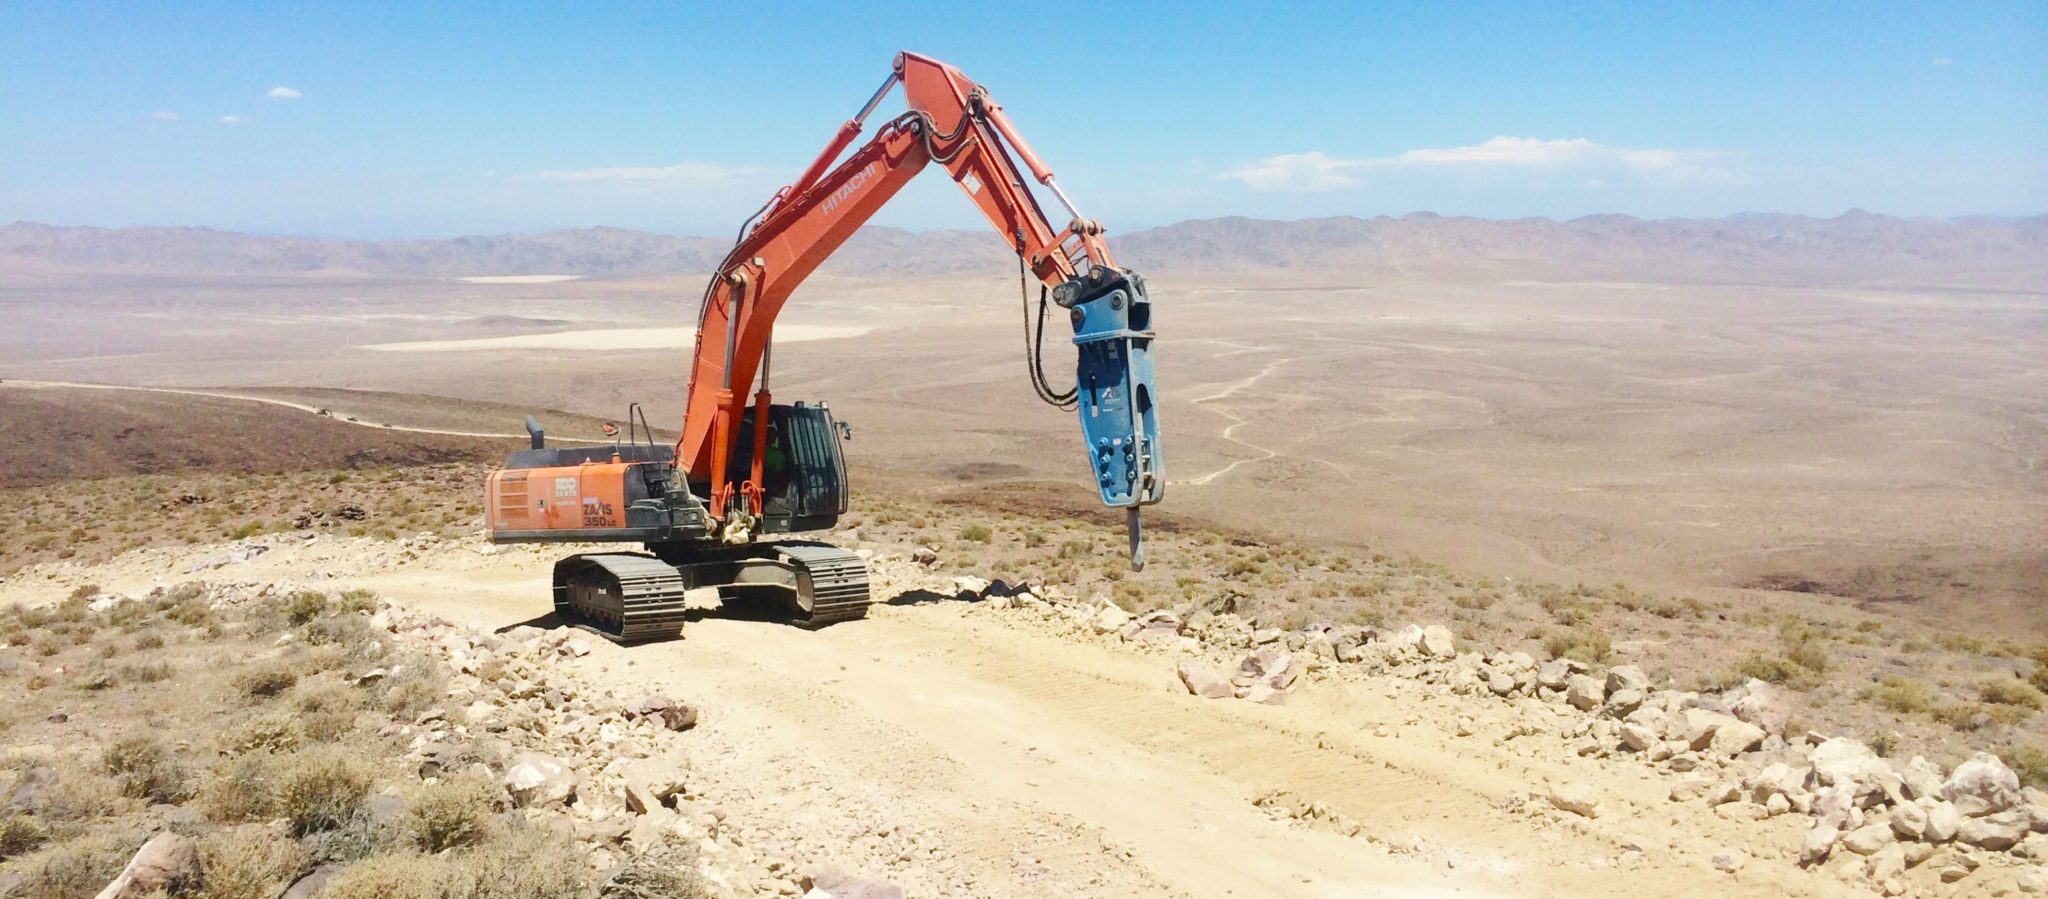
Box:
[679,51,1163,565]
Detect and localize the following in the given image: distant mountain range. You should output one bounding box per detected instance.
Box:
[3,212,2042,287]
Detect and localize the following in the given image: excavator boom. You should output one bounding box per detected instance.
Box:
[484,52,1163,642]
[679,52,1163,560]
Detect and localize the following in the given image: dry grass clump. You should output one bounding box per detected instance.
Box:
[2005,743,2048,790]
[273,748,375,836]
[11,830,144,899]
[1979,676,2046,711]
[602,840,709,899]
[403,770,500,853]
[234,660,299,700]
[322,825,589,899]
[193,823,308,899]
[1542,626,1612,663]
[285,589,330,626]
[321,852,442,899]
[376,656,448,717]
[225,713,305,755]
[1868,675,1935,714]
[101,736,189,803]
[198,744,372,835]
[0,814,50,860]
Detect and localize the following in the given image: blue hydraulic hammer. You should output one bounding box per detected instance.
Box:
[1063,268,1164,570]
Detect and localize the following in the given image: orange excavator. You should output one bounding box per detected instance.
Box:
[484,52,1163,642]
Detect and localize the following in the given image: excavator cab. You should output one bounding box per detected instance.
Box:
[720,402,850,534]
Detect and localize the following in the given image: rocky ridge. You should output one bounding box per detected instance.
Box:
[935,563,2048,896]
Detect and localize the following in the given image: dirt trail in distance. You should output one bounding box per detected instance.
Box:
[0,379,610,443]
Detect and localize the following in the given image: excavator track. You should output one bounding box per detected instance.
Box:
[775,543,872,627]
[552,554,690,644]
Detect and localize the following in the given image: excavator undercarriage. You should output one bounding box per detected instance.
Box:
[551,542,871,644]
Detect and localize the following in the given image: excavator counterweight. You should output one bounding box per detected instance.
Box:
[484,51,1163,641]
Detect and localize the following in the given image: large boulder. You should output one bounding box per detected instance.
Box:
[1893,756,1945,801]
[1176,660,1233,699]
[1956,811,2029,851]
[1232,649,1300,705]
[1565,674,1605,711]
[1842,822,1895,855]
[92,832,198,899]
[1707,719,1767,757]
[1925,800,1963,843]
[619,759,685,815]
[1941,752,2023,816]
[1547,781,1601,818]
[1605,666,1649,696]
[1419,625,1455,659]
[1811,737,1887,791]
[1726,678,1792,733]
[1679,709,1756,755]
[503,751,579,808]
[1090,605,1132,635]
[1536,659,1579,690]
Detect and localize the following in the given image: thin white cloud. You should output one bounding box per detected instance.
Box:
[152,111,180,122]
[219,114,250,125]
[1931,57,1953,67]
[1223,136,1743,191]
[266,86,303,99]
[1219,152,1363,191]
[532,161,768,184]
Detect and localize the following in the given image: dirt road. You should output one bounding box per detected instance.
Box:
[0,379,608,443]
[2,536,1882,899]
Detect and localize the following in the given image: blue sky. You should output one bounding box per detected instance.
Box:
[2,2,2042,238]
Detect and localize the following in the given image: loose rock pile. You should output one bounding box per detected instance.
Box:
[948,571,2048,893]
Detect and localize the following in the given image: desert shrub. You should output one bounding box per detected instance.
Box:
[132,631,165,650]
[194,823,307,899]
[319,852,441,899]
[225,713,304,755]
[958,523,992,543]
[1868,675,1935,714]
[1785,639,1831,677]
[378,660,447,717]
[119,660,174,684]
[0,814,49,860]
[602,841,707,899]
[102,736,189,803]
[285,590,330,626]
[156,582,216,627]
[66,584,101,602]
[294,684,366,742]
[404,770,499,853]
[1980,676,2045,710]
[1867,731,1900,757]
[200,754,280,824]
[18,830,144,899]
[1542,626,1612,663]
[334,588,380,614]
[300,612,379,658]
[2005,743,2048,790]
[449,825,591,899]
[32,632,65,657]
[275,749,373,836]
[235,660,299,700]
